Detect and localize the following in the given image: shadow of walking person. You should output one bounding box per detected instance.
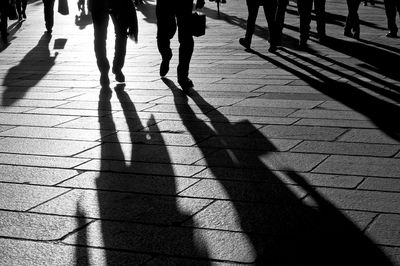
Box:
[74,86,211,264]
[163,78,394,265]
[1,33,58,106]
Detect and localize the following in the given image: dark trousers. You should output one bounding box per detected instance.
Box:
[92,7,128,74]
[16,0,27,16]
[156,1,193,79]
[345,0,361,33]
[244,0,278,45]
[43,0,55,31]
[297,0,326,41]
[384,0,400,33]
[276,0,289,42]
[0,1,8,40]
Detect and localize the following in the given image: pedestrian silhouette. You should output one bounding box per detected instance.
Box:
[16,0,27,21]
[383,0,400,37]
[42,0,55,34]
[344,0,361,39]
[297,0,326,48]
[89,0,137,86]
[239,0,278,52]
[0,0,10,44]
[156,0,205,91]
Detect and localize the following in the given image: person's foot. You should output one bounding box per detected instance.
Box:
[46,28,52,35]
[18,14,23,21]
[298,39,307,49]
[113,68,125,82]
[178,77,194,93]
[353,30,360,39]
[268,44,277,53]
[100,73,110,87]
[386,31,398,38]
[344,30,353,38]
[239,38,251,49]
[23,11,27,19]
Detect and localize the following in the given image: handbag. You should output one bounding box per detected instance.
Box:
[191,11,206,37]
[7,1,19,20]
[58,0,69,15]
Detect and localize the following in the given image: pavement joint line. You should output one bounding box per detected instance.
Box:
[24,188,75,212]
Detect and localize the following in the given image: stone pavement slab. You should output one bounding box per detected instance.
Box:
[1,0,400,264]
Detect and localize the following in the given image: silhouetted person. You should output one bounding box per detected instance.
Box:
[157,0,205,91]
[239,0,278,52]
[384,0,400,37]
[16,0,27,20]
[42,0,55,33]
[0,0,9,44]
[89,0,131,86]
[297,0,326,48]
[275,0,289,45]
[344,0,361,39]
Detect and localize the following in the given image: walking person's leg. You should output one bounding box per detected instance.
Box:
[384,0,398,37]
[43,0,55,33]
[92,9,111,86]
[239,0,260,48]
[261,0,278,52]
[275,0,289,45]
[314,0,326,39]
[111,13,128,82]
[297,0,313,47]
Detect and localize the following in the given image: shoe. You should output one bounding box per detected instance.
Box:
[298,39,307,49]
[178,77,194,93]
[23,12,27,19]
[113,69,125,82]
[239,38,251,49]
[100,73,110,87]
[46,28,52,35]
[160,58,170,77]
[353,30,360,39]
[268,45,277,53]
[386,31,398,38]
[344,30,353,38]
[18,14,23,21]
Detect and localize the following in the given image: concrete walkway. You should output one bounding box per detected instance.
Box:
[0,0,399,265]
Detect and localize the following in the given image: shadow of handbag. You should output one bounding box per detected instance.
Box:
[191,11,206,37]
[58,0,69,15]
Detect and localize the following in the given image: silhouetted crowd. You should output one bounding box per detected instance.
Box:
[0,0,399,90]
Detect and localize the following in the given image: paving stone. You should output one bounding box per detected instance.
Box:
[0,238,150,266]
[381,247,400,266]
[58,171,199,195]
[294,118,376,128]
[314,155,400,178]
[146,257,233,266]
[292,141,400,157]
[75,159,205,177]
[339,129,400,144]
[0,153,89,168]
[0,165,79,185]
[0,183,69,211]
[0,125,14,133]
[234,98,322,109]
[179,178,307,202]
[55,116,151,131]
[32,189,212,225]
[359,176,400,192]
[289,109,368,120]
[0,137,99,156]
[342,210,377,231]
[254,85,320,94]
[150,95,243,106]
[0,113,77,126]
[0,126,113,141]
[255,125,346,140]
[0,106,34,113]
[308,188,400,213]
[0,210,92,240]
[25,107,107,117]
[75,143,209,164]
[208,106,295,117]
[58,101,154,111]
[367,214,400,246]
[0,99,68,108]
[63,220,257,263]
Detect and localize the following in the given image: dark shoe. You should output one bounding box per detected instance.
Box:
[113,69,125,82]
[23,12,27,19]
[18,14,23,21]
[100,73,110,87]
[239,38,251,49]
[299,39,307,49]
[178,77,194,93]
[268,44,277,53]
[46,28,52,35]
[386,31,398,38]
[160,58,170,77]
[344,30,353,38]
[353,30,360,39]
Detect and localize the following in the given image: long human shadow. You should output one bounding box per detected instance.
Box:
[251,48,400,140]
[163,78,394,265]
[284,24,400,84]
[87,87,211,263]
[2,33,58,106]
